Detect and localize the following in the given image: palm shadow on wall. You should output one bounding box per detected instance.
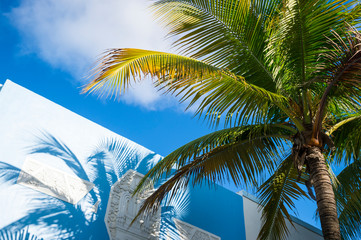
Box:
[0,131,159,239]
[0,131,190,240]
[0,228,43,240]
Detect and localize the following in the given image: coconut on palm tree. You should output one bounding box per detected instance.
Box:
[83,0,361,239]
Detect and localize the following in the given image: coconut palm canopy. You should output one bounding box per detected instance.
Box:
[84,0,361,239]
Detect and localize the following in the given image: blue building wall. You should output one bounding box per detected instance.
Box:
[185,184,246,239]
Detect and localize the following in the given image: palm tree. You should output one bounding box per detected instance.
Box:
[83,1,361,239]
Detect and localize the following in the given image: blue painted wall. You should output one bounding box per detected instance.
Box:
[184,184,246,240]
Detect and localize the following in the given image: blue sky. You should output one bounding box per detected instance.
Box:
[0,0,321,230]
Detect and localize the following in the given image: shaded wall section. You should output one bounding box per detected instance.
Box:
[239,191,323,240]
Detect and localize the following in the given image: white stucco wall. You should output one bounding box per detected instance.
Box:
[240,192,323,240]
[0,80,153,170]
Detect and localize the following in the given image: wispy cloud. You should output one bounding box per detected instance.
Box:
[7,0,183,110]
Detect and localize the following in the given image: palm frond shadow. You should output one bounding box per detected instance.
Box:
[0,162,22,185]
[28,131,88,180]
[0,132,148,238]
[0,228,43,240]
[159,186,191,240]
[0,131,188,239]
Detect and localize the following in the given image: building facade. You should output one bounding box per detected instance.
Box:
[0,80,322,239]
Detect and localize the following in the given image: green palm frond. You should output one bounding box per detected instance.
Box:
[84,49,292,126]
[334,159,361,239]
[144,124,293,186]
[152,0,282,90]
[257,157,310,240]
[312,27,361,135]
[327,113,361,164]
[132,124,294,217]
[265,0,361,126]
[267,0,360,91]
[317,27,361,99]
[327,114,361,136]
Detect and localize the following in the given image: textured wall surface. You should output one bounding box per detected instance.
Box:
[105,170,160,240]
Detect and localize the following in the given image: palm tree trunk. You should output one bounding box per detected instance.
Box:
[306,146,340,240]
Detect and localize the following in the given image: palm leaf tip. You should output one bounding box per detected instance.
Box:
[318,27,361,98]
[257,158,309,240]
[335,159,361,239]
[82,48,129,97]
[82,48,218,97]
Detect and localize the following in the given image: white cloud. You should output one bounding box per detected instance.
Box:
[8,0,183,110]
[121,78,180,110]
